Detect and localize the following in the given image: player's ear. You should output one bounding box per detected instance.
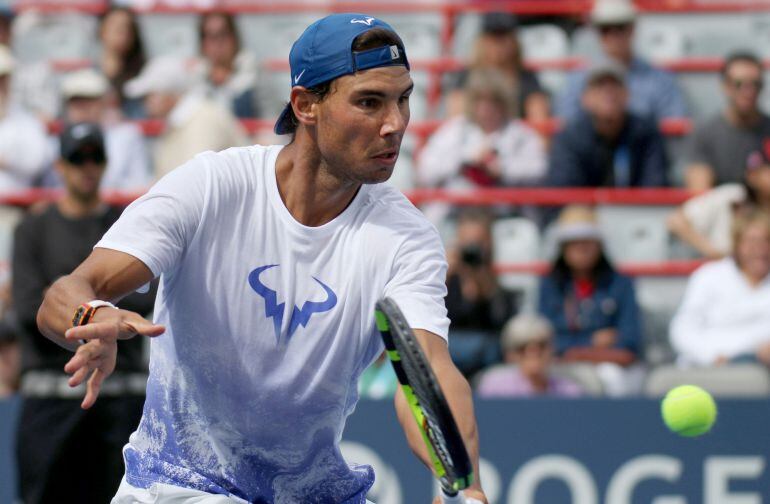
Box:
[290,87,318,128]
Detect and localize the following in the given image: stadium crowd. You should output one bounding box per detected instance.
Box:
[0,0,770,499]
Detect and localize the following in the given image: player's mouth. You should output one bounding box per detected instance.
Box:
[371,149,399,164]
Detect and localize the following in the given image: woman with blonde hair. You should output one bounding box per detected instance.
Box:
[671,209,770,367]
[419,68,546,189]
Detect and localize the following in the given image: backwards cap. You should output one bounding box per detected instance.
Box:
[274,13,410,135]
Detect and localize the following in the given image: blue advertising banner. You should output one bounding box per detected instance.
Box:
[341,399,770,504]
[1,398,769,503]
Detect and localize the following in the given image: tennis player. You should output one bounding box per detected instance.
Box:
[37,14,486,504]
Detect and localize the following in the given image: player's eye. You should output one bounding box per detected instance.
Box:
[399,94,411,105]
[359,98,379,108]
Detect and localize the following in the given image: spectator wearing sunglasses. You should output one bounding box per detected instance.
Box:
[476,314,583,398]
[685,52,770,191]
[555,0,687,123]
[12,122,157,504]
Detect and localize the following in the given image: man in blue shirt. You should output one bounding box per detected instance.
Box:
[555,0,688,122]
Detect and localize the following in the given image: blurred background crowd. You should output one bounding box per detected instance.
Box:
[2,0,770,499]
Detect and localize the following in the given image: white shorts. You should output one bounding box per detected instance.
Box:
[111,476,376,504]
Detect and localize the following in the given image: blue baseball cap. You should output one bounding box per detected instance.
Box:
[274,13,410,135]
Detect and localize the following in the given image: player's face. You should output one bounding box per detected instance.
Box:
[314,66,412,184]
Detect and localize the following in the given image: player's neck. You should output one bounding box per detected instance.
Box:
[275,141,361,227]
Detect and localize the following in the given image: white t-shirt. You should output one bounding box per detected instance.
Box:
[670,258,770,366]
[682,183,746,255]
[96,144,449,503]
[418,116,547,188]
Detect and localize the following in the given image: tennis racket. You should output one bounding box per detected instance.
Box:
[374,297,474,501]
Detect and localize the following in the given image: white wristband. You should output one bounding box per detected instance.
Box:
[77,301,117,345]
[86,300,117,310]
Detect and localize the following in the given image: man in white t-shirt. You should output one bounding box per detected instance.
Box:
[36,13,486,504]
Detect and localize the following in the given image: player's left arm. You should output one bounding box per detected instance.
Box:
[394,328,486,503]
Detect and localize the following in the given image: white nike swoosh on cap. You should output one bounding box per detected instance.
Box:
[294,69,306,84]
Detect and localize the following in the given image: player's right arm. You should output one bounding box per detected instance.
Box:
[37,247,165,408]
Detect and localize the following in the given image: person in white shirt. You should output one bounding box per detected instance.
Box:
[419,68,546,189]
[667,143,770,258]
[57,68,152,191]
[36,14,486,504]
[124,56,248,179]
[0,44,50,192]
[670,209,770,367]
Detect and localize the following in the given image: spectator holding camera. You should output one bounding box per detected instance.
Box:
[538,206,643,395]
[476,314,582,398]
[548,62,668,188]
[445,210,517,377]
[419,68,546,189]
[670,209,770,367]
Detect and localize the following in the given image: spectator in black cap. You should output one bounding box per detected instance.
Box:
[12,122,156,504]
[547,62,668,187]
[446,12,550,123]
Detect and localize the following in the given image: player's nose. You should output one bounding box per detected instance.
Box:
[380,101,408,137]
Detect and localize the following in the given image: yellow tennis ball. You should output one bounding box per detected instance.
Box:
[661,385,717,437]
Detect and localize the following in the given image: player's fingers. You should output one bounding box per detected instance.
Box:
[63,342,97,373]
[122,313,165,339]
[67,365,92,387]
[65,321,119,342]
[82,368,106,410]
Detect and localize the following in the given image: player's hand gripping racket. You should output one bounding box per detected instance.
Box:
[375,298,477,504]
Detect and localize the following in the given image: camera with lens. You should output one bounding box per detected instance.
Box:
[460,244,487,267]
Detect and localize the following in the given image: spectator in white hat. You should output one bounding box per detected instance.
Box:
[538,205,645,396]
[124,56,248,179]
[476,314,583,398]
[555,0,687,123]
[0,44,51,192]
[57,68,152,191]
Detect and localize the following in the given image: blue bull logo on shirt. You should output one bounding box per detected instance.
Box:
[248,264,338,341]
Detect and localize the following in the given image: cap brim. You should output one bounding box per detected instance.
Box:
[274,104,294,135]
[556,225,603,244]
